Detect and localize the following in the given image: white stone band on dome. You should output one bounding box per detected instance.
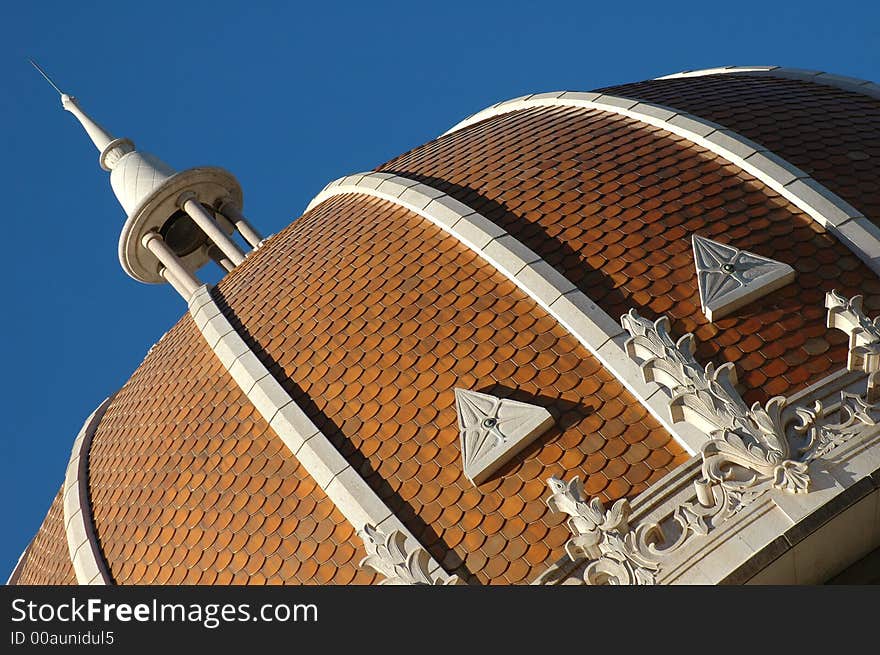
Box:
[5,544,31,585]
[187,286,454,584]
[655,65,880,100]
[63,397,114,585]
[441,92,880,278]
[306,173,707,454]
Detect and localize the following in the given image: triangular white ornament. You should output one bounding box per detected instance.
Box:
[692,235,795,321]
[454,388,554,485]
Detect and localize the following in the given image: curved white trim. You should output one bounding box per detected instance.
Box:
[440,93,880,278]
[6,543,31,584]
[63,397,114,585]
[655,66,880,100]
[187,286,453,584]
[307,172,707,454]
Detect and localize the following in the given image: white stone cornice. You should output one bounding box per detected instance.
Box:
[307,172,706,454]
[187,285,454,585]
[654,65,880,101]
[440,92,880,278]
[63,397,114,585]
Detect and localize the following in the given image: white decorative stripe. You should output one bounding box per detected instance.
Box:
[307,173,706,454]
[440,92,880,278]
[187,286,452,584]
[63,397,114,585]
[655,65,880,100]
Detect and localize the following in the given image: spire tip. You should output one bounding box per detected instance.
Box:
[28,58,65,96]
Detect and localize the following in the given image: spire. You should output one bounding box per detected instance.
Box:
[30,59,132,170]
[32,59,262,301]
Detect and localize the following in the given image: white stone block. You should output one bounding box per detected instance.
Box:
[665,113,718,138]
[400,183,445,210]
[454,213,507,250]
[68,435,84,465]
[73,542,100,584]
[783,177,861,226]
[186,285,214,313]
[497,94,533,107]
[423,195,472,228]
[704,129,762,161]
[212,333,249,369]
[833,219,880,269]
[793,492,878,584]
[201,314,234,349]
[340,174,366,188]
[697,534,758,584]
[825,439,880,483]
[376,176,419,198]
[325,468,392,528]
[559,91,600,103]
[737,506,794,552]
[516,261,576,307]
[355,173,389,190]
[743,150,805,186]
[594,95,638,110]
[247,375,293,423]
[746,547,795,585]
[815,72,872,89]
[549,290,623,348]
[295,436,349,490]
[775,68,821,81]
[528,91,566,101]
[668,562,713,585]
[669,422,709,454]
[63,484,80,527]
[192,301,222,331]
[65,511,88,551]
[228,351,269,394]
[482,234,540,277]
[631,102,677,122]
[596,335,655,396]
[269,403,320,455]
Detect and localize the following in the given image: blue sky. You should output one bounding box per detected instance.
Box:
[1,0,878,579]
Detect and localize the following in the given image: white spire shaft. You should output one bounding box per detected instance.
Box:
[60,94,115,152]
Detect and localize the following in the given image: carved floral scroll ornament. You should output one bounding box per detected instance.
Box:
[826,290,880,400]
[358,524,459,585]
[545,292,880,585]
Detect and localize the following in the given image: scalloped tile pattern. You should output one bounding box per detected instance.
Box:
[12,487,76,585]
[379,105,880,404]
[595,74,880,228]
[87,317,375,585]
[214,194,686,585]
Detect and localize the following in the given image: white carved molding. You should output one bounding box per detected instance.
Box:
[622,309,810,494]
[541,294,880,585]
[455,388,554,485]
[692,235,795,321]
[655,66,880,101]
[442,92,880,278]
[359,525,459,585]
[546,478,658,585]
[63,397,114,585]
[826,290,880,401]
[188,285,454,585]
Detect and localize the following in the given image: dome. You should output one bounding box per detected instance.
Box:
[11,66,880,586]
